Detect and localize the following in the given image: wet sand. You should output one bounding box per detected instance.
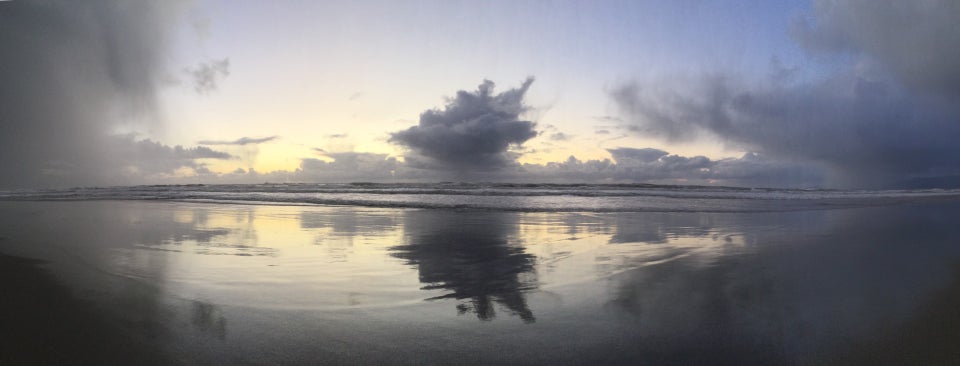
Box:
[0,254,166,365]
[2,200,960,364]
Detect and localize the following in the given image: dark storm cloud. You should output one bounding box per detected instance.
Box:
[389,78,539,171]
[612,0,960,188]
[612,74,960,187]
[709,153,823,188]
[0,1,188,188]
[198,136,279,146]
[187,58,231,94]
[793,0,960,96]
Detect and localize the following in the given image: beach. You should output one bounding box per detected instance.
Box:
[5,0,960,364]
[2,199,960,364]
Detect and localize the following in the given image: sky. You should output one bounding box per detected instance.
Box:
[1,0,958,189]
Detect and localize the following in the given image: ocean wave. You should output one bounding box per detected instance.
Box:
[1,183,959,212]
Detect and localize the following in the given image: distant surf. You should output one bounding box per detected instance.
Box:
[2,183,959,212]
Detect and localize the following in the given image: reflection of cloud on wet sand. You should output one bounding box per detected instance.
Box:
[590,213,753,279]
[301,209,400,261]
[390,210,537,323]
[131,206,275,257]
[300,209,399,234]
[607,213,718,244]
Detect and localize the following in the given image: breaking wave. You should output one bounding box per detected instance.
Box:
[1,183,958,212]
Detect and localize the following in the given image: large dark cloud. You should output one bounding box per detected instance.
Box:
[612,0,960,188]
[793,0,960,96]
[390,78,539,171]
[0,1,191,188]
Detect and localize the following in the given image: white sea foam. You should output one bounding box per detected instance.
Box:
[1,183,958,212]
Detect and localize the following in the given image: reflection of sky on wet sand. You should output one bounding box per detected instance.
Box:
[2,201,960,363]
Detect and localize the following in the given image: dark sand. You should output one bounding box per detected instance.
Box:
[3,200,960,364]
[0,254,166,365]
[838,264,960,365]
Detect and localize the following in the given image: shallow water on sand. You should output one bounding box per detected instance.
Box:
[2,200,960,364]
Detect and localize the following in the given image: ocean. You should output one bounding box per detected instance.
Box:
[3,182,959,211]
[1,184,960,364]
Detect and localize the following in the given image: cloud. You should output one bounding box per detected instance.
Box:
[793,0,960,96]
[612,73,960,187]
[390,78,539,171]
[709,153,823,188]
[141,142,820,187]
[611,0,960,188]
[594,116,623,122]
[186,58,231,94]
[297,152,399,182]
[599,149,712,181]
[197,136,278,169]
[36,134,234,185]
[103,135,233,179]
[548,132,571,141]
[0,1,188,188]
[326,134,348,139]
[198,136,278,146]
[607,148,669,163]
[514,149,822,188]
